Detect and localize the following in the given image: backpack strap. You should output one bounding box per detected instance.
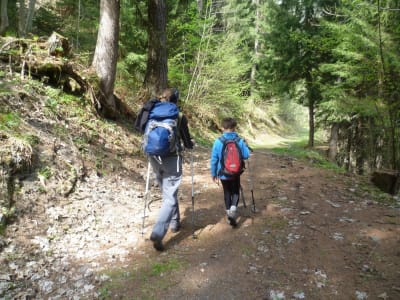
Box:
[134,98,159,133]
[219,136,241,144]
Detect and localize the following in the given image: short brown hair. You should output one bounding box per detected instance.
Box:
[221,117,237,130]
[159,88,179,103]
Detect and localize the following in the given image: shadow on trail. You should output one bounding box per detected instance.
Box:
[164,205,228,249]
[164,201,259,251]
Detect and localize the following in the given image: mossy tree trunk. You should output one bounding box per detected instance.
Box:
[91,0,121,119]
[0,0,8,35]
[144,0,168,97]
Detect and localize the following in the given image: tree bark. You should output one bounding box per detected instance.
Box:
[328,123,339,162]
[144,0,168,97]
[24,0,36,34]
[308,97,315,148]
[306,73,316,148]
[355,118,365,175]
[92,0,120,117]
[250,0,260,94]
[18,0,26,37]
[345,125,352,172]
[0,0,8,35]
[196,0,203,15]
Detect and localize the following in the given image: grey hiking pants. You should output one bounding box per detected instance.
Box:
[149,155,182,241]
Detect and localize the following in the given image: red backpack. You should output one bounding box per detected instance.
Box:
[219,136,245,176]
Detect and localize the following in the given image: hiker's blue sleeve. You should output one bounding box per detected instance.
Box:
[240,140,251,160]
[210,140,221,177]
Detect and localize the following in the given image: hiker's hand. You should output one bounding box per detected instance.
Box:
[243,138,254,152]
[212,176,219,185]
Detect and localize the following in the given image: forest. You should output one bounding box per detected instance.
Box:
[0,1,400,299]
[1,0,399,175]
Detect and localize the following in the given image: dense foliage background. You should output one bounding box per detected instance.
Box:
[1,0,399,174]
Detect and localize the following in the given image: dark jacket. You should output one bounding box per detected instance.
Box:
[134,98,159,133]
[178,113,194,150]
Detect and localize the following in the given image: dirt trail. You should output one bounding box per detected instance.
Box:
[1,140,399,299]
[102,146,400,300]
[2,71,398,299]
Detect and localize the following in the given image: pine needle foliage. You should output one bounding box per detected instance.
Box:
[318,0,400,170]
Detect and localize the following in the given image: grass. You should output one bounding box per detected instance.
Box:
[98,258,185,299]
[268,218,289,230]
[38,166,52,180]
[0,112,21,131]
[271,139,344,172]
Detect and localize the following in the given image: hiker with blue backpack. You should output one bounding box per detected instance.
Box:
[135,88,193,251]
[210,117,251,227]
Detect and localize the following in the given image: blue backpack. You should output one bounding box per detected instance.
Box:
[142,102,180,156]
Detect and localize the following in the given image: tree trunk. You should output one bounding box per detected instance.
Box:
[308,98,315,148]
[18,0,26,37]
[24,0,36,34]
[92,0,120,117]
[305,73,316,148]
[0,0,8,35]
[328,123,339,162]
[250,0,260,94]
[144,0,168,97]
[345,125,352,172]
[388,103,398,170]
[355,118,365,175]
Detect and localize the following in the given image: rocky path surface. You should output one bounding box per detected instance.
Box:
[1,145,400,300]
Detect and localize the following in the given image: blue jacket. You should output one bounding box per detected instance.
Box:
[210,132,251,179]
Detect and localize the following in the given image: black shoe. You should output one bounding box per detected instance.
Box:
[227,216,237,227]
[150,235,164,251]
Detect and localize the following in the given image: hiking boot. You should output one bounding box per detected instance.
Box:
[227,216,237,227]
[227,207,238,227]
[150,235,164,251]
[170,222,181,233]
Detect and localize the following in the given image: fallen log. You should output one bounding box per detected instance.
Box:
[0,33,134,119]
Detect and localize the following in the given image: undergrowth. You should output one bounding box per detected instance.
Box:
[99,257,185,299]
[271,140,344,172]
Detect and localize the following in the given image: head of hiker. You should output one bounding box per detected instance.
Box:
[222,117,237,132]
[160,88,179,103]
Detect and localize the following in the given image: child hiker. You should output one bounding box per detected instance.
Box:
[210,117,251,227]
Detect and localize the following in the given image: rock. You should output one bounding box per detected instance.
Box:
[355,291,368,300]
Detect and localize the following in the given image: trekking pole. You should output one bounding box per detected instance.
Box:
[248,159,256,213]
[141,160,151,237]
[190,149,197,239]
